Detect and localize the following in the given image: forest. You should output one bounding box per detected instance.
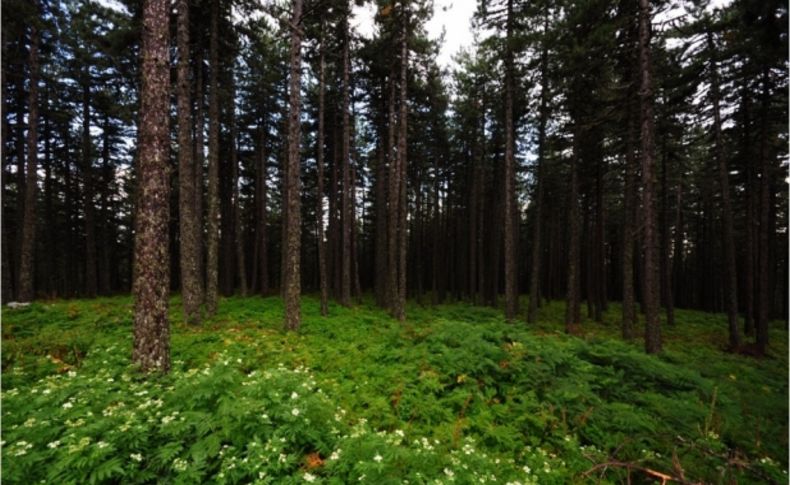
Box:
[1,0,788,483]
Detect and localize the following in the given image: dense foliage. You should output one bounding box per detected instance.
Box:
[3,296,787,483]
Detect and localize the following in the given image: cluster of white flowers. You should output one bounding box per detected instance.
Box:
[329,449,342,461]
[291,408,300,416]
[130,453,143,462]
[374,453,383,463]
[12,440,33,456]
[47,440,61,449]
[172,458,188,472]
[161,411,180,425]
[303,472,317,482]
[96,441,109,449]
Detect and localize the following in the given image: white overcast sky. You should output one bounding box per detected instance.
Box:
[96,0,732,72]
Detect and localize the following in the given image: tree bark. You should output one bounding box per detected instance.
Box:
[177,0,202,322]
[205,0,221,315]
[17,10,40,303]
[638,0,661,353]
[283,0,304,331]
[133,0,171,373]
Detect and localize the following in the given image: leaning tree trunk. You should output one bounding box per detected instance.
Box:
[283,0,304,331]
[17,10,40,303]
[707,31,739,350]
[177,0,203,323]
[502,0,518,321]
[205,0,221,316]
[638,0,661,354]
[133,0,171,373]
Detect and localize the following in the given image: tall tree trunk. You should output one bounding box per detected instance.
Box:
[283,0,304,330]
[564,137,581,331]
[17,11,40,302]
[205,0,221,315]
[81,81,98,298]
[178,0,202,322]
[194,45,205,292]
[374,142,388,306]
[133,0,171,373]
[638,0,661,354]
[395,0,409,321]
[316,29,329,315]
[340,11,352,307]
[659,138,674,325]
[502,0,518,321]
[741,78,755,336]
[386,69,401,314]
[98,114,113,295]
[257,127,269,295]
[755,68,771,355]
[707,31,739,350]
[229,81,247,296]
[528,18,549,323]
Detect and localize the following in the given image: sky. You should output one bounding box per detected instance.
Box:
[352,0,477,70]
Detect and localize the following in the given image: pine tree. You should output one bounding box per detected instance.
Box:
[132,0,171,373]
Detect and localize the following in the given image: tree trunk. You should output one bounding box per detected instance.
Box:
[707,31,739,350]
[395,0,409,321]
[317,29,329,315]
[502,0,518,321]
[564,137,581,331]
[386,69,401,315]
[194,44,205,292]
[229,81,247,296]
[340,11,352,307]
[638,0,661,354]
[81,81,98,298]
[177,0,202,322]
[17,11,40,303]
[527,17,549,323]
[755,68,771,355]
[205,0,221,315]
[283,0,304,330]
[133,0,171,373]
[262,126,269,296]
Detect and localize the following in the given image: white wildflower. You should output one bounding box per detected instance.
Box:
[130,453,143,462]
[303,472,316,482]
[374,453,383,463]
[47,440,61,449]
[291,408,300,416]
[62,401,73,409]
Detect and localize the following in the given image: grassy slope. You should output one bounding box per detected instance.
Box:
[1,295,787,484]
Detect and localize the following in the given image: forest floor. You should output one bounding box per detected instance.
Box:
[1,295,787,484]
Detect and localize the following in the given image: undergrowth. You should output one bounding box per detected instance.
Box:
[1,295,787,484]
